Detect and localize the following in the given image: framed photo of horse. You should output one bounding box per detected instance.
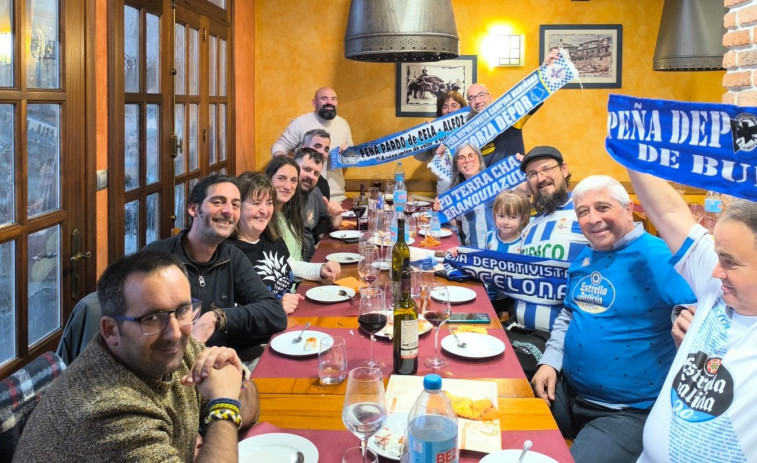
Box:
[539,24,622,89]
[395,55,477,117]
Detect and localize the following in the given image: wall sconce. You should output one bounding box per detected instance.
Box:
[0,32,12,64]
[482,26,524,67]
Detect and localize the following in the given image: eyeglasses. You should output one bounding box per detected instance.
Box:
[467,92,489,102]
[456,152,478,163]
[112,302,202,336]
[525,164,561,181]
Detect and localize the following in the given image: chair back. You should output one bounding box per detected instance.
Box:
[56,292,102,365]
[0,351,66,460]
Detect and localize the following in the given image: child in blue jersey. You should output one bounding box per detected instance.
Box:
[484,189,531,316]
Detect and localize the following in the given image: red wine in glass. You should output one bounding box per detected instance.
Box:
[424,311,449,327]
[358,312,388,334]
[353,205,367,219]
[363,274,378,285]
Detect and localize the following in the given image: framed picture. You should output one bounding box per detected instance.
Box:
[539,24,622,89]
[395,55,477,117]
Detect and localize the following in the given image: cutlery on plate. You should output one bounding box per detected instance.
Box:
[517,439,532,463]
[338,289,355,300]
[291,322,311,344]
[449,327,467,348]
[289,450,304,463]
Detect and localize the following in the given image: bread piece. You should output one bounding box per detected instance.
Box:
[444,390,498,421]
[303,336,318,351]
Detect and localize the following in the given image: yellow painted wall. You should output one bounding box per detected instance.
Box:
[251,0,723,186]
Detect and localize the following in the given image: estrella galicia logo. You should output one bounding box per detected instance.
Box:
[570,271,615,314]
[731,113,757,152]
[670,351,734,422]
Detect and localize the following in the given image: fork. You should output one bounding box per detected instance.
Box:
[449,327,467,348]
[291,321,311,343]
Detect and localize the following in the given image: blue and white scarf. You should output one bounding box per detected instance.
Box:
[606,94,757,201]
[445,248,570,305]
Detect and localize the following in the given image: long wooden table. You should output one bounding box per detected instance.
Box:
[246,218,573,462]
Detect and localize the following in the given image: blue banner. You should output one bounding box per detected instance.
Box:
[606,94,757,201]
[328,108,470,168]
[445,249,570,305]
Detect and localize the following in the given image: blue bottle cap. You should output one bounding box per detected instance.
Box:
[423,374,442,390]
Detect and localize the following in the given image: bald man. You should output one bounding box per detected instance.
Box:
[271,87,353,202]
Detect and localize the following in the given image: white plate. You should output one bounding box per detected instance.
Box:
[441,333,505,359]
[418,228,453,238]
[406,200,431,208]
[270,330,333,357]
[370,236,414,246]
[374,316,432,339]
[342,210,356,218]
[368,413,408,461]
[326,252,363,264]
[480,449,558,463]
[330,230,361,240]
[371,261,391,271]
[238,433,319,462]
[305,286,356,303]
[437,286,477,304]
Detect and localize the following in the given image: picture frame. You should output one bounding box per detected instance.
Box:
[539,24,622,89]
[395,55,477,117]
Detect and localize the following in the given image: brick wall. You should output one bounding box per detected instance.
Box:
[724,0,757,104]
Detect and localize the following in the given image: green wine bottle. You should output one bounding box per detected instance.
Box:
[390,214,410,308]
[393,267,419,375]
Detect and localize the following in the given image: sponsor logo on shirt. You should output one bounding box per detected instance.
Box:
[570,271,615,314]
[670,351,734,422]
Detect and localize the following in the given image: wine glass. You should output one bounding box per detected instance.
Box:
[423,283,451,369]
[358,246,380,287]
[374,211,391,267]
[418,206,432,237]
[353,195,369,230]
[383,182,395,208]
[370,174,383,191]
[358,286,387,369]
[342,367,387,462]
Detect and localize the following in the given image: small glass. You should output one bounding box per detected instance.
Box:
[318,336,348,385]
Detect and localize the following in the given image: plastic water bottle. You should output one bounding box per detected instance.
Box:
[704,190,723,233]
[393,162,407,212]
[407,374,458,463]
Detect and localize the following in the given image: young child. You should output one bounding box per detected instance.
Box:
[484,190,531,317]
[485,189,531,253]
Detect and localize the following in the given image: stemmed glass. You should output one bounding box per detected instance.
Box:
[358,246,380,287]
[341,367,387,462]
[373,211,391,268]
[358,287,387,369]
[423,283,451,369]
[418,206,432,237]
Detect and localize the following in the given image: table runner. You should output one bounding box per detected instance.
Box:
[241,422,573,462]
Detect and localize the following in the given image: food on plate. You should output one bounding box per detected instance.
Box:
[419,235,442,247]
[444,391,499,421]
[374,426,406,456]
[303,337,318,352]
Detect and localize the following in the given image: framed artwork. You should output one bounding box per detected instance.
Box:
[395,55,477,117]
[539,24,622,89]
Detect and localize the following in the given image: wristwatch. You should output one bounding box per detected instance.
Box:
[210,304,227,332]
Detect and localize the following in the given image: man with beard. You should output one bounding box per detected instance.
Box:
[143,175,287,356]
[300,128,332,200]
[13,251,260,462]
[505,146,589,378]
[272,87,353,202]
[292,147,343,261]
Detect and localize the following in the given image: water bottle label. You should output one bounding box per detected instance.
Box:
[704,198,723,213]
[408,435,457,463]
[394,190,407,205]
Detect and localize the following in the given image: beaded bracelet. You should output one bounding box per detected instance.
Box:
[205,408,242,429]
[207,397,241,415]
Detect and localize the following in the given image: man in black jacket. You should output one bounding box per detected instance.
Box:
[143,175,287,352]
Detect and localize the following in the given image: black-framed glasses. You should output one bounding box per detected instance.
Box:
[112,301,202,336]
[525,164,561,181]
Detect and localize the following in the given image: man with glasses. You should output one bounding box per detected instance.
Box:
[14,250,260,462]
[300,128,332,200]
[143,174,287,357]
[505,146,589,379]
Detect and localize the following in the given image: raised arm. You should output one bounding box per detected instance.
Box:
[626,168,695,255]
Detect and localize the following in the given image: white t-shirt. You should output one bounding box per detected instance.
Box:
[638,225,757,463]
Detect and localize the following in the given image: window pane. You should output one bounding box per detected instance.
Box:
[188,28,198,95]
[124,199,138,255]
[146,104,159,184]
[124,104,139,191]
[26,0,59,89]
[174,183,185,230]
[208,104,216,165]
[146,192,159,245]
[209,35,216,97]
[174,103,185,175]
[0,104,14,225]
[27,104,60,217]
[27,225,59,345]
[145,12,160,94]
[0,240,15,364]
[0,0,14,87]
[219,104,226,162]
[219,38,226,96]
[174,24,185,96]
[188,103,198,171]
[123,5,139,93]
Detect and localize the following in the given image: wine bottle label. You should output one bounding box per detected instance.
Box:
[399,319,419,357]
